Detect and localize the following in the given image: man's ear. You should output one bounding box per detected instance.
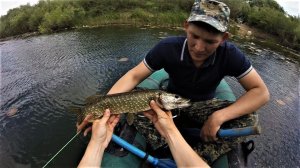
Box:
[183,20,189,31]
[221,32,229,43]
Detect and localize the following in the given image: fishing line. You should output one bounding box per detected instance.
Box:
[42,131,81,168]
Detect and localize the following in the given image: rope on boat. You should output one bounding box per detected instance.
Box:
[42,131,81,168]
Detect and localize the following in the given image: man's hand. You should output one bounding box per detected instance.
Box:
[144,100,210,167]
[143,100,176,138]
[78,110,120,167]
[200,112,223,142]
[76,109,120,148]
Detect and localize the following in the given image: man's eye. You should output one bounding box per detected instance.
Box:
[192,35,199,39]
[205,40,215,44]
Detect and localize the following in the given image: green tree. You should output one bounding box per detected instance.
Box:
[222,0,251,22]
[249,0,284,13]
[38,4,82,33]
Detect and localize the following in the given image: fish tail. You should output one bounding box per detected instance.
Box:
[68,106,85,124]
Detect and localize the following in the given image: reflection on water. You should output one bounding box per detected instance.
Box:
[0,26,299,167]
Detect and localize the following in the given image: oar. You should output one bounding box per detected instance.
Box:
[180,126,261,139]
[218,126,261,137]
[112,134,176,168]
[111,126,261,168]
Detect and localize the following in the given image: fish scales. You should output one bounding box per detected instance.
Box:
[94,90,155,114]
[73,89,191,123]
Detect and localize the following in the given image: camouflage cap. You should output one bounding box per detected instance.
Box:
[187,0,230,32]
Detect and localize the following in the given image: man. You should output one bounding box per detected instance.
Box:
[108,0,269,164]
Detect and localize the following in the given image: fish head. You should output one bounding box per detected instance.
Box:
[157,92,191,110]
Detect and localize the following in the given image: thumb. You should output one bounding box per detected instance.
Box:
[99,109,111,125]
[150,100,164,115]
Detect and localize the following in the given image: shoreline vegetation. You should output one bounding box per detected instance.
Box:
[1,0,299,62]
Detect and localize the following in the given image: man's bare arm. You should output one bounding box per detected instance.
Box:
[107,61,152,94]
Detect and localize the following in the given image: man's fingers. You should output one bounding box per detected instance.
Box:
[150,100,165,115]
[150,100,173,119]
[108,113,119,124]
[110,115,120,128]
[77,115,93,132]
[200,128,218,142]
[143,111,154,120]
[99,109,111,125]
[83,126,92,136]
[143,112,152,119]
[165,111,173,118]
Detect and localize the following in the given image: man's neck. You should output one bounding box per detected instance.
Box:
[193,61,204,68]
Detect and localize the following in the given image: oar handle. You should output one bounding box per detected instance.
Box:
[112,134,159,166]
[218,126,261,138]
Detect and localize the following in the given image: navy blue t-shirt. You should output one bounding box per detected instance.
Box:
[143,36,252,101]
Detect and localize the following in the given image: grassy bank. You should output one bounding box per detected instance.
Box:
[0,0,193,36]
[79,10,188,28]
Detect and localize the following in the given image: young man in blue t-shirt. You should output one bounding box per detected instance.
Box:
[108,0,269,164]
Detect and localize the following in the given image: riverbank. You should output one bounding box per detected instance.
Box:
[1,0,299,54]
[230,23,300,64]
[1,22,299,64]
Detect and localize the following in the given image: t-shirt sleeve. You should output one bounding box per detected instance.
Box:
[143,40,166,72]
[225,45,253,79]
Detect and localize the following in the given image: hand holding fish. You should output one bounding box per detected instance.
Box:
[143,100,177,139]
[91,109,120,147]
[144,100,210,168]
[78,110,120,167]
[77,109,120,146]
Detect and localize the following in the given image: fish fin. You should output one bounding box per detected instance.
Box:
[126,113,135,126]
[85,94,103,105]
[68,106,82,114]
[68,106,85,124]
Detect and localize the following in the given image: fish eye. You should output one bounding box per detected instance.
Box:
[175,95,179,99]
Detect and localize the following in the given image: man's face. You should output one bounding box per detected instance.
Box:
[185,22,227,64]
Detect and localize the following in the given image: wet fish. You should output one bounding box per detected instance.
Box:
[70,89,191,124]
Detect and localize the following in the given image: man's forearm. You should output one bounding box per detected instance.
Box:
[78,140,105,167]
[215,85,269,124]
[165,127,210,167]
[107,62,152,95]
[107,72,141,94]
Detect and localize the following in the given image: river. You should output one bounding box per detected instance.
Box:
[0,26,299,167]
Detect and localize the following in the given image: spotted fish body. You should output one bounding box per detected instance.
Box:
[75,89,191,123]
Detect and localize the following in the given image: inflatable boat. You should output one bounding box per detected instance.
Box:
[102,69,252,168]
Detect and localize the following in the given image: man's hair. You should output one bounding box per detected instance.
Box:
[189,21,225,35]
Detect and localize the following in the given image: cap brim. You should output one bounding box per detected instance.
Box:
[187,15,227,32]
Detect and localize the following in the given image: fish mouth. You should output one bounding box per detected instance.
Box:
[178,99,191,108]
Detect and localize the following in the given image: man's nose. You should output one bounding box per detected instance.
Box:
[195,40,205,52]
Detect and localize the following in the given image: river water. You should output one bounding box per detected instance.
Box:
[0,26,299,168]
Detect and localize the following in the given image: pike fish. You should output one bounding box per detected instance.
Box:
[70,89,191,124]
